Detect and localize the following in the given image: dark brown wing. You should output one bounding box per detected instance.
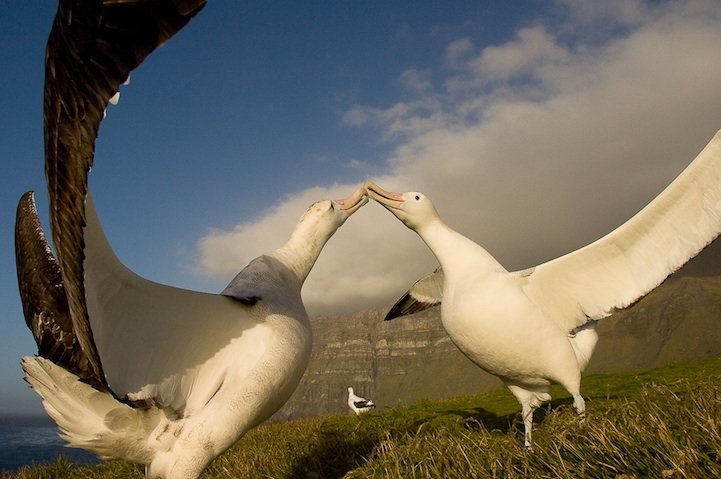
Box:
[385,267,444,321]
[15,191,106,390]
[44,0,206,381]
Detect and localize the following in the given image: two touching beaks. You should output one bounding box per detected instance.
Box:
[337,180,406,211]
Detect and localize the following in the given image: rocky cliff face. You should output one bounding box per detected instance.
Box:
[589,275,721,372]
[274,241,721,420]
[273,307,501,420]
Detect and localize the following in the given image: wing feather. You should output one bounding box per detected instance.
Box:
[14,191,104,390]
[83,194,264,410]
[385,267,444,320]
[521,130,721,332]
[43,0,206,382]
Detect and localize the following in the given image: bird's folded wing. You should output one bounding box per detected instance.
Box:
[14,192,102,389]
[521,130,721,332]
[83,194,264,412]
[44,0,206,385]
[385,267,444,320]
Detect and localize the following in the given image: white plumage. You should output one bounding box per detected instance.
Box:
[22,189,366,478]
[16,2,371,477]
[365,129,721,448]
[347,387,375,415]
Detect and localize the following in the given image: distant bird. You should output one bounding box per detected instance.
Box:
[347,387,375,415]
[364,130,721,448]
[15,1,368,479]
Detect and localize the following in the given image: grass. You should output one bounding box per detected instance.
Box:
[4,356,721,478]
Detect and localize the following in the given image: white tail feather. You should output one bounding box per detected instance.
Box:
[21,356,161,463]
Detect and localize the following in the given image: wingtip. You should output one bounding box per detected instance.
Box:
[19,190,35,201]
[173,0,209,16]
[383,310,402,321]
[17,191,38,217]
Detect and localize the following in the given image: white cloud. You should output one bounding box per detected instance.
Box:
[347,158,371,170]
[341,107,370,127]
[196,1,721,316]
[399,68,433,94]
[444,37,474,67]
[467,26,571,85]
[557,0,649,28]
[342,99,448,139]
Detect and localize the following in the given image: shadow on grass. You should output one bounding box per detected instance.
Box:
[286,397,591,477]
[446,406,514,434]
[286,410,517,477]
[285,417,385,479]
[448,396,582,437]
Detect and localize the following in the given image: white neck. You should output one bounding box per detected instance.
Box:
[415,217,504,275]
[270,227,333,287]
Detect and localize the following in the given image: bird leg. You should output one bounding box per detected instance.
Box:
[573,394,586,424]
[507,384,547,450]
[521,402,535,450]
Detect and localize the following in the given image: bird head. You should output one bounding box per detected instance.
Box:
[364,181,439,231]
[295,187,368,241]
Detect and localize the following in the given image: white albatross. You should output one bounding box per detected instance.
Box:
[364,129,721,448]
[19,187,366,478]
[347,387,376,415]
[14,1,369,478]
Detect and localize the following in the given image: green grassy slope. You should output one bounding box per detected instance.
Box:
[4,356,720,479]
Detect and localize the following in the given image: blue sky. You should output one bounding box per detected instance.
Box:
[2,1,721,415]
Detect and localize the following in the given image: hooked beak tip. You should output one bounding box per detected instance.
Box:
[364,181,403,205]
[335,186,368,211]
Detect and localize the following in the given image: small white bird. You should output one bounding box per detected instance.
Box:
[365,129,721,448]
[347,387,376,415]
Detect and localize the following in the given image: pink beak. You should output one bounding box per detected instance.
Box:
[334,187,368,212]
[364,181,404,210]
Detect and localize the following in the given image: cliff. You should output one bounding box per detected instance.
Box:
[274,239,721,419]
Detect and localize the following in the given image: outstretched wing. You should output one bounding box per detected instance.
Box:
[521,130,721,332]
[385,267,444,320]
[83,194,267,412]
[43,0,206,382]
[14,192,104,390]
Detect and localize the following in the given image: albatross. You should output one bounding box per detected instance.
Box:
[14,1,368,478]
[18,188,366,478]
[364,129,721,448]
[347,387,376,415]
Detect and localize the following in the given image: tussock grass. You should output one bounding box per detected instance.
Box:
[4,357,720,478]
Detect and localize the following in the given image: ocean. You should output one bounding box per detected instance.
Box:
[0,415,98,472]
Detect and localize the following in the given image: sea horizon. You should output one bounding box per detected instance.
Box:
[0,413,98,472]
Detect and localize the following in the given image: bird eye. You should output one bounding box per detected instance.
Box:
[415,195,420,201]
